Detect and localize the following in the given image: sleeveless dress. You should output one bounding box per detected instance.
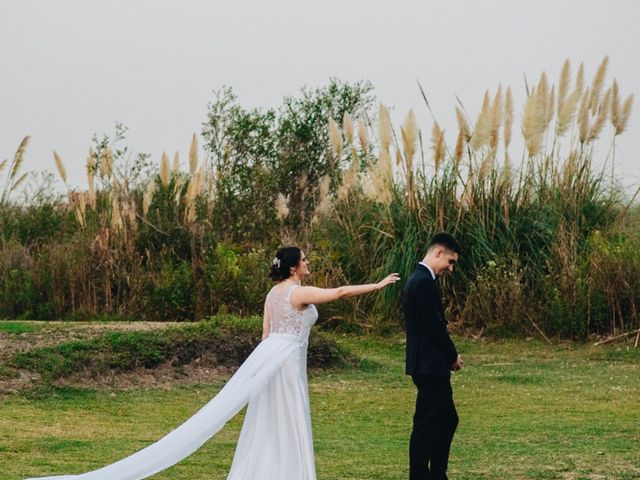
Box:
[228,284,318,479]
[26,284,319,480]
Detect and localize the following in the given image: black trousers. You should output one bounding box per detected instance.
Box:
[409,375,458,480]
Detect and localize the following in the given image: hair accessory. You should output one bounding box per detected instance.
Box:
[272,257,281,268]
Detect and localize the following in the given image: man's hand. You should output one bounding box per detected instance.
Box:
[451,354,464,371]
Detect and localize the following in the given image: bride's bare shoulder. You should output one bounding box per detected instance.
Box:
[267,282,297,298]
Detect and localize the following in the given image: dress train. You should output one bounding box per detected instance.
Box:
[25,335,302,480]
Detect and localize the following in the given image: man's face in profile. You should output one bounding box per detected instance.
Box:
[433,247,458,276]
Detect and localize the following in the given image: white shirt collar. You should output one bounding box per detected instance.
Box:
[419,261,436,280]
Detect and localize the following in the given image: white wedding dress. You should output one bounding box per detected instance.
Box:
[26,284,318,480]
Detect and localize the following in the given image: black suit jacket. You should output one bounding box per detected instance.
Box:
[402,263,458,377]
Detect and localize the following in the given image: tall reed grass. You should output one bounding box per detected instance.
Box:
[315,57,636,337]
[0,61,637,338]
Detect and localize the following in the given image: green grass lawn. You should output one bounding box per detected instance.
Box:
[0,321,40,335]
[1,334,638,480]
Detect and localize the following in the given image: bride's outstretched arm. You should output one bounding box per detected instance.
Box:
[261,299,270,340]
[291,274,400,307]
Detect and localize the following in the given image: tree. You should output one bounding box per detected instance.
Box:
[202,79,375,245]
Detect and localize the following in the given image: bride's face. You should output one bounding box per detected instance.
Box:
[292,250,311,278]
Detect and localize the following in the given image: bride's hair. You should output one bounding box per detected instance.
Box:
[269,246,302,281]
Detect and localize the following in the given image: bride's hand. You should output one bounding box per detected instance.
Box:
[377,273,401,289]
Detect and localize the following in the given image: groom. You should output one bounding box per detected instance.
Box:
[403,232,463,480]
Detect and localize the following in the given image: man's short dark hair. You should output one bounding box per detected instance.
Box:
[428,232,461,255]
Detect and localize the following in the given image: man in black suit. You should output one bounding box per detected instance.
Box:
[403,232,463,480]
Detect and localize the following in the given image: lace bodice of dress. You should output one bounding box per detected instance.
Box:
[266,284,318,339]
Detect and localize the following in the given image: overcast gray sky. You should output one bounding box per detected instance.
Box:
[1,0,639,194]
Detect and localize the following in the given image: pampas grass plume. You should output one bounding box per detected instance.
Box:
[189,133,198,175]
[343,112,354,144]
[537,72,549,107]
[558,59,571,111]
[557,86,580,136]
[589,56,609,114]
[53,151,67,184]
[455,106,470,138]
[100,147,113,178]
[611,80,620,129]
[479,148,495,181]
[173,176,185,206]
[471,91,491,151]
[575,63,585,96]
[522,87,545,156]
[337,161,358,201]
[328,116,343,159]
[11,172,29,193]
[378,104,393,151]
[401,110,417,169]
[589,87,611,140]
[395,146,403,167]
[194,166,205,197]
[275,193,289,221]
[454,128,465,169]
[503,151,512,187]
[378,144,392,186]
[614,93,634,135]
[490,85,503,149]
[172,151,180,172]
[10,136,30,182]
[431,123,444,172]
[314,174,333,217]
[160,151,170,187]
[400,109,416,192]
[504,87,514,148]
[357,119,369,154]
[578,88,591,143]
[143,181,156,216]
[546,86,555,127]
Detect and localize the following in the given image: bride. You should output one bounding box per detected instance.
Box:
[27,246,400,480]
